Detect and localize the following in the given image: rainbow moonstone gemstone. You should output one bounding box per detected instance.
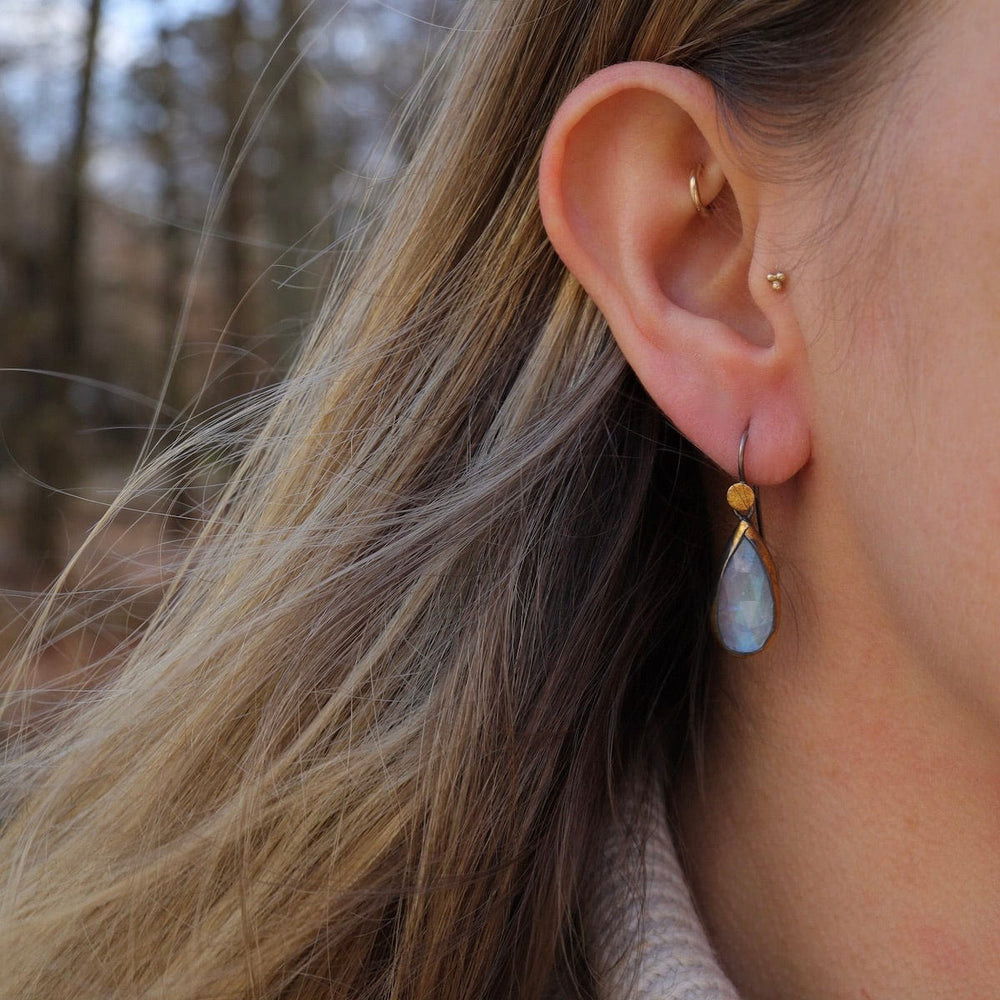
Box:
[715,533,775,655]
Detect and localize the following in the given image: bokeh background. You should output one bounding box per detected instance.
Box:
[0,0,459,660]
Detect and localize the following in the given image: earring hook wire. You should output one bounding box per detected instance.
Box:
[738,425,765,540]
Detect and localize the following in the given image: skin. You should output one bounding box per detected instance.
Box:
[538,2,1000,997]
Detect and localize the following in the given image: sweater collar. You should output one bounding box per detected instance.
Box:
[587,770,742,1000]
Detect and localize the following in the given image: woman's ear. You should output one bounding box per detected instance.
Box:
[538,61,810,484]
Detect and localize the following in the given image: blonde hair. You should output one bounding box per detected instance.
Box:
[0,1,918,997]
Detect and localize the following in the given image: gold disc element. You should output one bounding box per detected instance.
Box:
[726,482,756,517]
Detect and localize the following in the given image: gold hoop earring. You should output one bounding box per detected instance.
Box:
[690,165,709,216]
[711,427,780,656]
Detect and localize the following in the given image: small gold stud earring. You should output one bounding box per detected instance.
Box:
[766,271,786,292]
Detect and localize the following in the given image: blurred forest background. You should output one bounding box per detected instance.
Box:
[0,0,459,663]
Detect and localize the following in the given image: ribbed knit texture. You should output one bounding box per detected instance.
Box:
[587,771,742,1000]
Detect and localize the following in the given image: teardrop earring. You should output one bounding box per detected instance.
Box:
[711,427,780,656]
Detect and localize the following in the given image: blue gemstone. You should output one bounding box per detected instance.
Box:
[716,533,775,655]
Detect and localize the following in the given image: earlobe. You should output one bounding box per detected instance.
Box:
[538,61,811,486]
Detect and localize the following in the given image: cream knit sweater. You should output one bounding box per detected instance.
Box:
[588,772,741,1000]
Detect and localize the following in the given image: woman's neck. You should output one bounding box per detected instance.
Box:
[672,474,1000,999]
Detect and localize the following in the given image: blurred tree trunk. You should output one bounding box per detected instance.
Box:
[219,0,264,398]
[58,0,103,371]
[154,23,185,379]
[267,0,320,359]
[151,18,197,538]
[21,0,103,576]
